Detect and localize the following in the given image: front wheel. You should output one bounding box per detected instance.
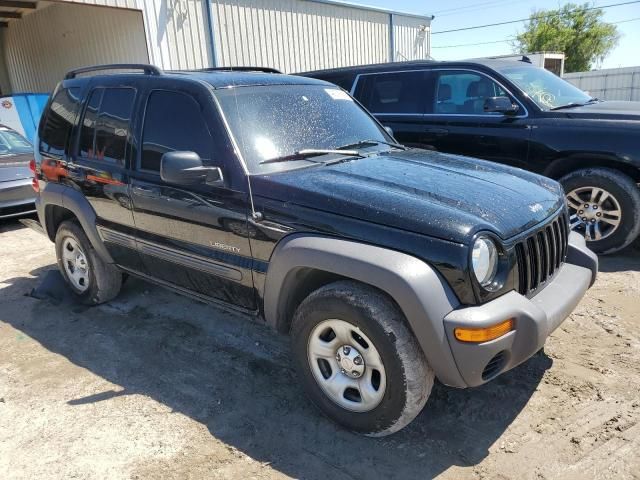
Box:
[560,168,640,254]
[290,280,434,436]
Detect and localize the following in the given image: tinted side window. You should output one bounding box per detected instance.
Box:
[39,87,81,158]
[96,88,135,164]
[359,71,425,114]
[435,72,508,115]
[79,87,135,164]
[79,88,103,158]
[141,90,213,173]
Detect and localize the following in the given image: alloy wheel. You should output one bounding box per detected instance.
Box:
[566,186,622,242]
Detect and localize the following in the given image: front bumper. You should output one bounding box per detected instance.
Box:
[443,232,597,387]
[0,178,36,219]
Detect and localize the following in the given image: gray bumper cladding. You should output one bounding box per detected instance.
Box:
[443,231,597,387]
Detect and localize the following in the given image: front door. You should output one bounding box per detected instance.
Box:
[423,70,532,170]
[129,86,256,310]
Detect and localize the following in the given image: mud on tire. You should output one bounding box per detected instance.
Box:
[290,280,434,436]
[55,220,123,305]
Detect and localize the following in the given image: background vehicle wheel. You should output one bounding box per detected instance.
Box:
[290,280,434,436]
[559,168,640,254]
[55,220,122,305]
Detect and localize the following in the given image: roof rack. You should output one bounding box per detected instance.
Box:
[65,64,163,80]
[196,66,282,74]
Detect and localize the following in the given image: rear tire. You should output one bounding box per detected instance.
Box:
[290,280,433,436]
[55,220,122,305]
[559,168,640,254]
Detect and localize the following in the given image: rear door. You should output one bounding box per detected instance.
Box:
[128,81,256,310]
[351,70,430,148]
[64,80,144,271]
[424,70,532,169]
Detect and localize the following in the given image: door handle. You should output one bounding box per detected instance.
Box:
[425,128,449,137]
[132,185,159,198]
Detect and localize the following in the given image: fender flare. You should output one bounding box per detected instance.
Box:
[263,234,467,388]
[39,182,115,264]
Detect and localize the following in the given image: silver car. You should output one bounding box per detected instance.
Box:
[0,125,36,220]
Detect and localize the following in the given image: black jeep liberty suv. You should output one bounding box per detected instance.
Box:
[32,64,597,436]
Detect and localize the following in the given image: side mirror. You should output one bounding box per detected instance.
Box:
[484,96,519,115]
[384,126,394,138]
[160,151,223,186]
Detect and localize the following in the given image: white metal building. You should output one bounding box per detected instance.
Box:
[564,66,640,102]
[0,0,432,94]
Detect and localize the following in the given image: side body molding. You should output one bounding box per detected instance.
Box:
[38,182,115,264]
[263,234,468,388]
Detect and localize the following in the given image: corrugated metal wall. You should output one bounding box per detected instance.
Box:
[210,0,390,72]
[65,0,214,70]
[392,15,430,62]
[2,2,148,92]
[564,67,640,102]
[1,0,431,92]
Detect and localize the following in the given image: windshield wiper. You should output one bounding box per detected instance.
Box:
[550,97,600,111]
[259,149,361,165]
[337,139,408,151]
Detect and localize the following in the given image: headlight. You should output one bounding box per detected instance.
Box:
[472,236,499,288]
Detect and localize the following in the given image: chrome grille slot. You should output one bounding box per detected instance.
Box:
[516,212,569,296]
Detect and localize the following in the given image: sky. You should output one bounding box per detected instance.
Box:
[347,0,640,69]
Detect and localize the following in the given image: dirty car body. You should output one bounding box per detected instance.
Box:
[32,65,598,435]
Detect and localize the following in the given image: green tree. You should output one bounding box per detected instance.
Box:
[513,3,620,73]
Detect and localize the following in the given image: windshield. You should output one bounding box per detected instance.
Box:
[215,84,391,174]
[497,65,593,110]
[0,128,32,155]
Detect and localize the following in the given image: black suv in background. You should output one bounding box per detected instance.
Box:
[32,64,596,436]
[301,59,640,254]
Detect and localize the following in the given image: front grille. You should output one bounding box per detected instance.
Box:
[515,212,569,296]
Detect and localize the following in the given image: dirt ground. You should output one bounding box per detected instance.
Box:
[1,218,639,480]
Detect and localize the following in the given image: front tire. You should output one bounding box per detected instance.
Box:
[560,168,640,254]
[290,280,434,436]
[55,220,122,305]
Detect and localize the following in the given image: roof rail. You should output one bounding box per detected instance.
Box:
[65,64,163,80]
[196,66,282,74]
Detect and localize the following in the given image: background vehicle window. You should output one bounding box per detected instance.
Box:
[39,87,81,158]
[361,71,425,114]
[141,90,213,172]
[498,65,592,110]
[435,72,508,115]
[79,87,135,164]
[0,128,32,155]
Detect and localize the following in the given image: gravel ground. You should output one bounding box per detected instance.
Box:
[1,219,639,480]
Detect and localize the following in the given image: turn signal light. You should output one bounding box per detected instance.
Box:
[454,318,514,343]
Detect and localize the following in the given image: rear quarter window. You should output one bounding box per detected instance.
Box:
[39,87,81,158]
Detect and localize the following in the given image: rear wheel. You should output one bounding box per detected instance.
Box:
[55,220,122,305]
[290,280,433,436]
[560,168,640,254]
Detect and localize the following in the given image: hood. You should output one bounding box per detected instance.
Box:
[251,149,564,244]
[0,153,32,182]
[563,100,640,120]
